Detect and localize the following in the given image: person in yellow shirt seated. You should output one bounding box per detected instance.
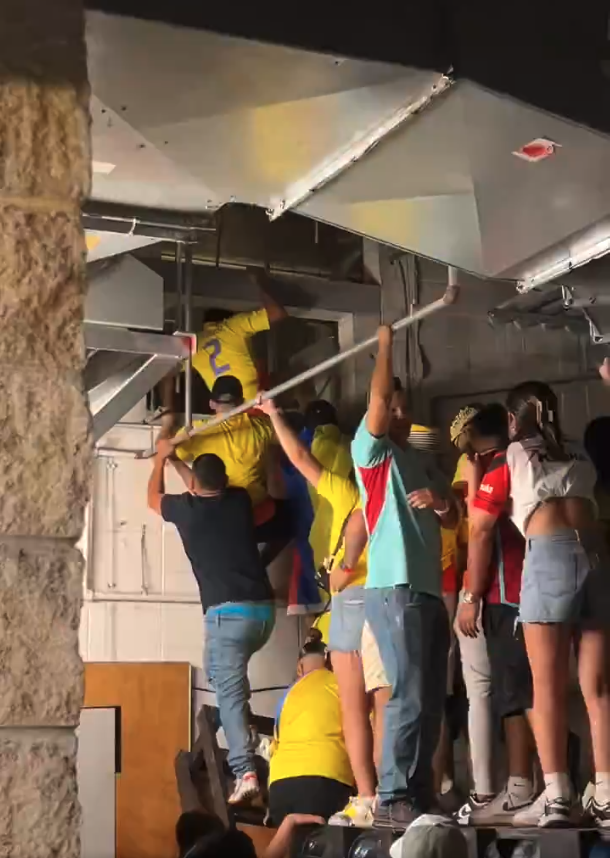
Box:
[175,376,292,565]
[268,635,354,826]
[193,269,287,402]
[259,395,377,829]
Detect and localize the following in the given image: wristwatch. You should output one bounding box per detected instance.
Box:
[462,590,481,605]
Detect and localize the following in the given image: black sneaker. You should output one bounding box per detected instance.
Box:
[590,799,610,830]
[373,799,423,830]
[538,797,577,828]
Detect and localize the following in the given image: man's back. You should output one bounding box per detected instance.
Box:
[269,668,353,787]
[193,310,270,401]
[176,413,275,506]
[161,487,272,611]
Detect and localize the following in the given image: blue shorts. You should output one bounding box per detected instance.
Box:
[328,585,365,653]
[520,530,610,625]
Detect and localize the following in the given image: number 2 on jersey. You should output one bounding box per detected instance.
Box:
[203,338,231,377]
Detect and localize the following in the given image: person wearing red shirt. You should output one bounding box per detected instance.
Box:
[455,404,536,825]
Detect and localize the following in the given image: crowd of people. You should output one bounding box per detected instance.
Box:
[147,283,610,854]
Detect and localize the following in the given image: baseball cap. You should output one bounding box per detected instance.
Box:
[409,424,441,453]
[210,375,244,405]
[389,816,468,858]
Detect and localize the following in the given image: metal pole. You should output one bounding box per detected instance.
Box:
[175,242,184,329]
[184,245,194,430]
[162,274,459,450]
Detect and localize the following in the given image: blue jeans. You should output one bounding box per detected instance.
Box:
[204,603,275,777]
[365,587,449,807]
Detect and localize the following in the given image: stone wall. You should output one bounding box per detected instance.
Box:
[0,2,91,855]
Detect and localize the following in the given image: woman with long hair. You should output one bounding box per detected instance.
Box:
[466,381,610,828]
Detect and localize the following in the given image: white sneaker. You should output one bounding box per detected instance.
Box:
[512,791,546,827]
[470,787,537,826]
[538,796,580,828]
[454,793,495,826]
[228,772,260,805]
[329,795,375,828]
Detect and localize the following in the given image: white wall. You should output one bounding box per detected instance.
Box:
[80,423,301,720]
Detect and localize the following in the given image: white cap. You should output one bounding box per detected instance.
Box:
[389,815,468,858]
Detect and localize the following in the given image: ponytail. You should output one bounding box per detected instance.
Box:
[506,382,570,462]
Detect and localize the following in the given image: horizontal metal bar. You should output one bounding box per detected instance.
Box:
[83,200,215,232]
[135,276,458,458]
[84,323,192,359]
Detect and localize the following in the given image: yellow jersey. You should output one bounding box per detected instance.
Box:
[309,470,367,589]
[175,412,275,506]
[192,309,270,401]
[453,453,470,546]
[269,668,354,787]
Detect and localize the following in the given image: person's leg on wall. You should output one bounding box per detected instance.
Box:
[205,608,275,805]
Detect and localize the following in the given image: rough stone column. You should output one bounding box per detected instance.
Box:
[0,2,91,855]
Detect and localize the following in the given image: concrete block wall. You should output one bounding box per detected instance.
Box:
[408,258,607,457]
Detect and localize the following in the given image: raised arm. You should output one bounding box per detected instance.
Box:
[147,446,169,515]
[248,266,287,324]
[366,325,394,438]
[258,397,323,488]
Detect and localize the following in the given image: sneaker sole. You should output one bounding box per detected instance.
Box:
[228,789,260,806]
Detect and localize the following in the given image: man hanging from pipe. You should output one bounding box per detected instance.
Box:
[351,325,459,830]
[173,375,293,571]
[161,266,287,421]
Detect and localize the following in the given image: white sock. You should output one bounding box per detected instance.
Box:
[507,776,534,802]
[544,772,571,802]
[595,773,610,806]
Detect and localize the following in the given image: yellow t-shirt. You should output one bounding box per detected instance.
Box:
[453,453,469,546]
[308,424,353,513]
[309,470,367,589]
[175,412,274,506]
[192,309,270,401]
[269,668,354,787]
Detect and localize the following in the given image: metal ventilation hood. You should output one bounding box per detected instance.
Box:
[87,11,610,290]
[84,255,190,441]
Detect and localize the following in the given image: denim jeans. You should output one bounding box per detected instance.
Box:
[364,586,449,807]
[204,603,275,777]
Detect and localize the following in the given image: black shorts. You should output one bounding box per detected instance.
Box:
[268,776,353,827]
[483,603,533,718]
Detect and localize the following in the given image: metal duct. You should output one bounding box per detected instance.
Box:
[85,324,191,441]
[87,12,610,290]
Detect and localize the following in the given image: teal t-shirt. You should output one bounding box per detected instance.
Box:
[351,419,445,594]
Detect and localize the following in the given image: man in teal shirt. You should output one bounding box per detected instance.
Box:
[351,326,458,829]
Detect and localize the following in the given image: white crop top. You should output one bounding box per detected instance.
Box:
[506,437,597,534]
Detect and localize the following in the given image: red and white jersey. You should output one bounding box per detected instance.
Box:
[473,436,597,535]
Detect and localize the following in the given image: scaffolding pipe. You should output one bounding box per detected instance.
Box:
[184,245,194,430]
[154,268,459,453]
